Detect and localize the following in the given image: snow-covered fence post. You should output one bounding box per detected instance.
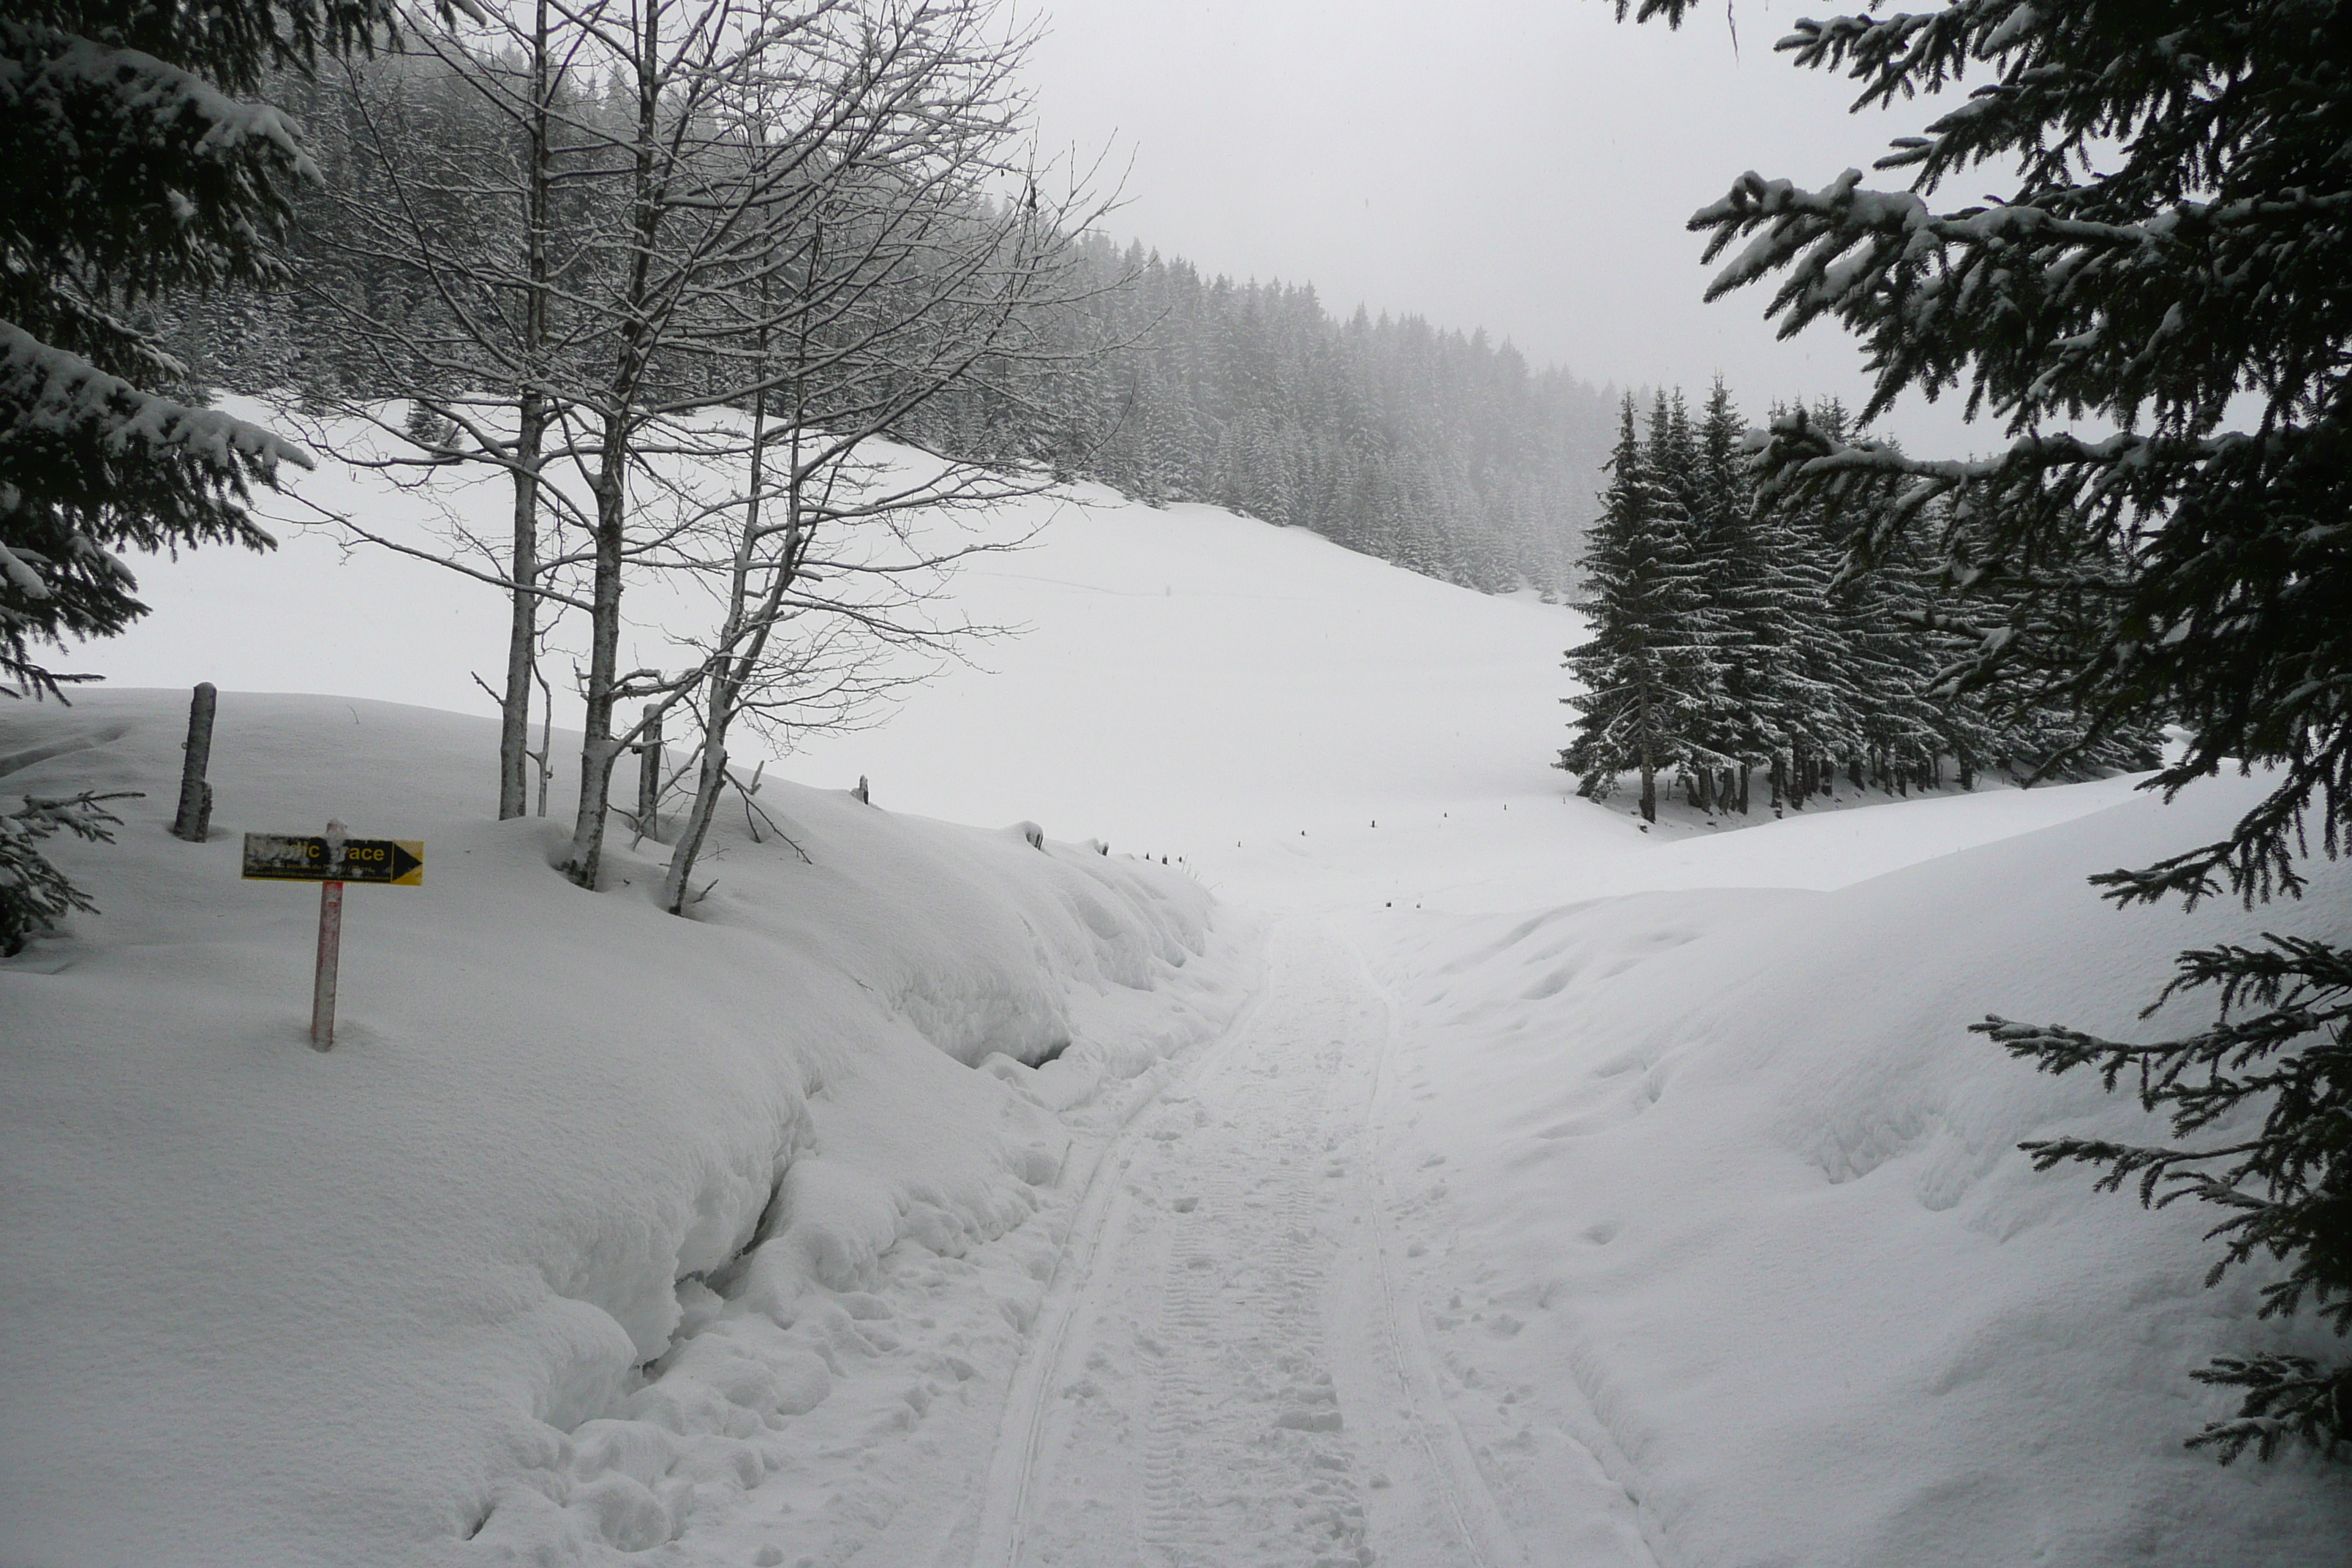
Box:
[635,709,663,841]
[170,683,217,843]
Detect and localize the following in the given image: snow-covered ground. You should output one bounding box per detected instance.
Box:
[0,690,1251,1567]
[10,420,2349,1565]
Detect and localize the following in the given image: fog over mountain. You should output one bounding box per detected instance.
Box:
[1019,0,1970,452]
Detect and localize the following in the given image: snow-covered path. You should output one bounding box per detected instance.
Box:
[958,920,1652,1568]
[38,451,2352,1567]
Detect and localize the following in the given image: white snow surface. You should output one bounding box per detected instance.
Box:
[0,693,1246,1567]
[12,414,2351,1565]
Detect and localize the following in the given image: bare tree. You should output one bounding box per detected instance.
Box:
[286,0,1107,894]
[616,1,1111,911]
[288,5,608,818]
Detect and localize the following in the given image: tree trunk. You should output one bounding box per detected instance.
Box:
[662,293,795,915]
[498,0,556,821]
[636,706,664,840]
[1637,679,1656,823]
[498,390,544,819]
[562,442,630,888]
[562,3,663,891]
[660,741,726,912]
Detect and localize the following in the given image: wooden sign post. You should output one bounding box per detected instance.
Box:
[243,822,424,1050]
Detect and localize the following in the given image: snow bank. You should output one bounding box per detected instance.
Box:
[1365,773,2352,1566]
[0,690,1246,1567]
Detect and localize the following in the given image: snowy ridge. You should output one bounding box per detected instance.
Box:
[18,421,2352,1565]
[1361,775,2352,1566]
[0,690,1251,1567]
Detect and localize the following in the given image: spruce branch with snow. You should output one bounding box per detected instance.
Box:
[1,0,462,953]
[0,0,472,697]
[1976,935,2351,1463]
[0,788,139,954]
[1627,0,2352,1458]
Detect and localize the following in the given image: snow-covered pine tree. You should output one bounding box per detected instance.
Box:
[1,0,431,944]
[1642,391,1738,807]
[1632,0,2352,1460]
[0,0,421,697]
[1680,379,1773,812]
[1783,408,1948,797]
[1559,396,1726,822]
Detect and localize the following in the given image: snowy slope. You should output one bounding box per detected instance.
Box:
[0,691,1248,1567]
[1362,776,2352,1567]
[73,400,2141,914]
[19,410,2352,1565]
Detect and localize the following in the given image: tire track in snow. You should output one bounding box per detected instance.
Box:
[1123,985,1366,1568]
[957,959,1278,1568]
[1339,935,1662,1568]
[1336,933,1522,1568]
[960,919,1558,1568]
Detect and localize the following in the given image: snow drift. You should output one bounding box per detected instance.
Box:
[1364,772,2352,1567]
[0,690,1247,1567]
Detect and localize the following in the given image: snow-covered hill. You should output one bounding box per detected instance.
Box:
[0,693,1248,1567]
[1368,773,2351,1566]
[11,419,2349,1565]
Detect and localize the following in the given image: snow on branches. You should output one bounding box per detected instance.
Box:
[0,325,309,475]
[0,788,140,954]
[1629,0,2352,1463]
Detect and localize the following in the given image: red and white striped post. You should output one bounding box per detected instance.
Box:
[310,821,347,1051]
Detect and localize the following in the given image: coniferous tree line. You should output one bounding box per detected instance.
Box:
[7,0,1104,930]
[1561,380,2160,823]
[896,235,1618,594]
[1627,0,2351,1463]
[144,53,1617,598]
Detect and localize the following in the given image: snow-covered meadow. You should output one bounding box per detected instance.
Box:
[0,689,1248,1567]
[7,418,2348,1564]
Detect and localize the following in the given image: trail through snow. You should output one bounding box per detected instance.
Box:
[960,920,1654,1568]
[35,429,2352,1565]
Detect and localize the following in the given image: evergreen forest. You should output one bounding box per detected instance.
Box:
[909,236,1616,594]
[151,50,1614,598]
[1559,382,2160,824]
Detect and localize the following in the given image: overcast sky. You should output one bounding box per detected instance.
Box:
[1015,0,1989,453]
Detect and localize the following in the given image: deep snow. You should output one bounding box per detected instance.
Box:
[10,415,2350,1565]
[0,692,1249,1567]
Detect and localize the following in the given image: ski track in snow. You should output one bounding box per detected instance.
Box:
[961,919,1653,1568]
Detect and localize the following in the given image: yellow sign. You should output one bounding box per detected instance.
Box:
[242,833,423,886]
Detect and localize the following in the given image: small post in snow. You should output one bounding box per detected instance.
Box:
[636,709,664,840]
[311,821,347,1051]
[242,822,423,1052]
[170,682,217,842]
